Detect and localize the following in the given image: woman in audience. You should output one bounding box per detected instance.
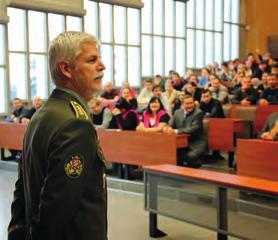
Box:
[120,87,138,110]
[185,81,203,105]
[120,81,136,98]
[136,96,170,133]
[162,79,179,106]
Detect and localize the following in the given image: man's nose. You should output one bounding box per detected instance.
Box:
[97,60,105,71]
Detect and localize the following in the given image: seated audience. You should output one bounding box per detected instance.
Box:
[200,89,225,118]
[99,81,119,106]
[259,112,278,141]
[257,72,269,93]
[185,81,203,105]
[110,98,140,130]
[137,78,153,109]
[120,87,138,109]
[153,74,165,91]
[162,79,179,106]
[199,68,210,87]
[152,85,171,115]
[183,69,194,85]
[171,71,184,91]
[259,73,278,105]
[220,62,232,82]
[136,97,170,133]
[88,98,113,129]
[21,96,43,124]
[231,76,260,105]
[120,81,136,98]
[6,98,28,123]
[208,75,229,103]
[173,90,186,115]
[166,95,207,168]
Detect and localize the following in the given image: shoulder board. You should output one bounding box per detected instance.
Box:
[70,101,89,120]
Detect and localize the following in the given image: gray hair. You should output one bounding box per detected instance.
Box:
[48,31,99,82]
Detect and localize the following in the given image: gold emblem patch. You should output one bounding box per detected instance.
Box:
[64,154,84,178]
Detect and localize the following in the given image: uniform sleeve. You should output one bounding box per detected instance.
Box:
[30,119,98,240]
[8,157,27,240]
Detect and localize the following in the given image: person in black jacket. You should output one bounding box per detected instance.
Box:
[20,96,43,124]
[200,89,225,118]
[8,31,108,240]
[6,98,29,123]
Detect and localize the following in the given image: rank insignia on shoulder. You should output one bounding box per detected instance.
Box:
[64,154,84,178]
[70,101,89,120]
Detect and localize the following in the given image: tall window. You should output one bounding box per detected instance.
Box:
[0,24,7,113]
[7,7,83,100]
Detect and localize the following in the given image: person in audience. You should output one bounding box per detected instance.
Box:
[136,96,170,133]
[120,81,136,98]
[152,85,171,115]
[6,98,28,123]
[189,74,199,85]
[200,89,225,118]
[199,68,210,87]
[212,62,221,76]
[231,76,260,105]
[166,95,207,168]
[259,73,278,105]
[111,98,139,130]
[245,59,254,77]
[8,31,107,240]
[99,81,119,106]
[185,81,203,105]
[220,62,232,82]
[257,72,269,93]
[153,74,165,91]
[88,98,113,129]
[171,71,184,91]
[162,79,179,106]
[271,63,278,75]
[137,78,153,109]
[259,112,278,141]
[256,60,270,79]
[208,75,229,103]
[183,69,194,85]
[173,90,186,115]
[246,53,259,77]
[120,87,138,109]
[21,96,43,124]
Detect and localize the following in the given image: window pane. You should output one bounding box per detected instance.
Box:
[165,0,174,36]
[114,6,126,44]
[231,25,239,60]
[0,68,6,112]
[215,33,223,65]
[9,53,27,99]
[223,24,231,61]
[100,3,112,43]
[153,37,163,75]
[100,44,113,85]
[214,0,223,31]
[231,0,240,23]
[196,0,204,29]
[196,30,205,68]
[187,0,195,27]
[29,11,46,52]
[224,0,231,22]
[66,16,82,31]
[187,29,195,68]
[176,39,186,76]
[0,25,5,65]
[48,13,65,41]
[128,8,140,45]
[141,0,152,34]
[176,1,186,37]
[114,46,127,87]
[128,47,140,87]
[142,35,152,76]
[8,8,26,51]
[205,0,213,30]
[153,0,164,35]
[30,54,47,99]
[205,32,214,65]
[84,0,98,36]
[165,38,174,75]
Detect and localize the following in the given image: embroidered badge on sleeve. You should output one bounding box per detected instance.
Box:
[64,154,84,178]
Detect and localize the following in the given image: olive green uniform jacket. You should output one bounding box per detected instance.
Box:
[8,89,107,240]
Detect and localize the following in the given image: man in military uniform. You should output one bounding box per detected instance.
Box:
[8,31,107,240]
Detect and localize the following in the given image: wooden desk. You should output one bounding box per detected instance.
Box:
[237,139,278,181]
[97,129,188,166]
[0,122,26,150]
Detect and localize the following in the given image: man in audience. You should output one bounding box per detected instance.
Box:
[6,98,28,123]
[166,95,207,168]
[89,98,113,129]
[153,74,165,91]
[21,96,43,124]
[208,75,229,103]
[259,112,278,141]
[259,73,278,105]
[137,78,153,109]
[152,85,171,115]
[99,81,119,106]
[231,76,260,105]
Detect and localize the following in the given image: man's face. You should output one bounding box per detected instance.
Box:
[33,97,42,109]
[211,78,220,90]
[90,103,102,114]
[172,73,179,82]
[268,76,278,88]
[153,87,161,97]
[105,83,112,93]
[242,77,251,90]
[202,92,212,104]
[182,97,194,113]
[145,82,153,91]
[13,100,22,110]
[262,73,268,84]
[71,42,105,101]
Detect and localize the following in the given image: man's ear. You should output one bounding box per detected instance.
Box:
[58,60,73,79]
